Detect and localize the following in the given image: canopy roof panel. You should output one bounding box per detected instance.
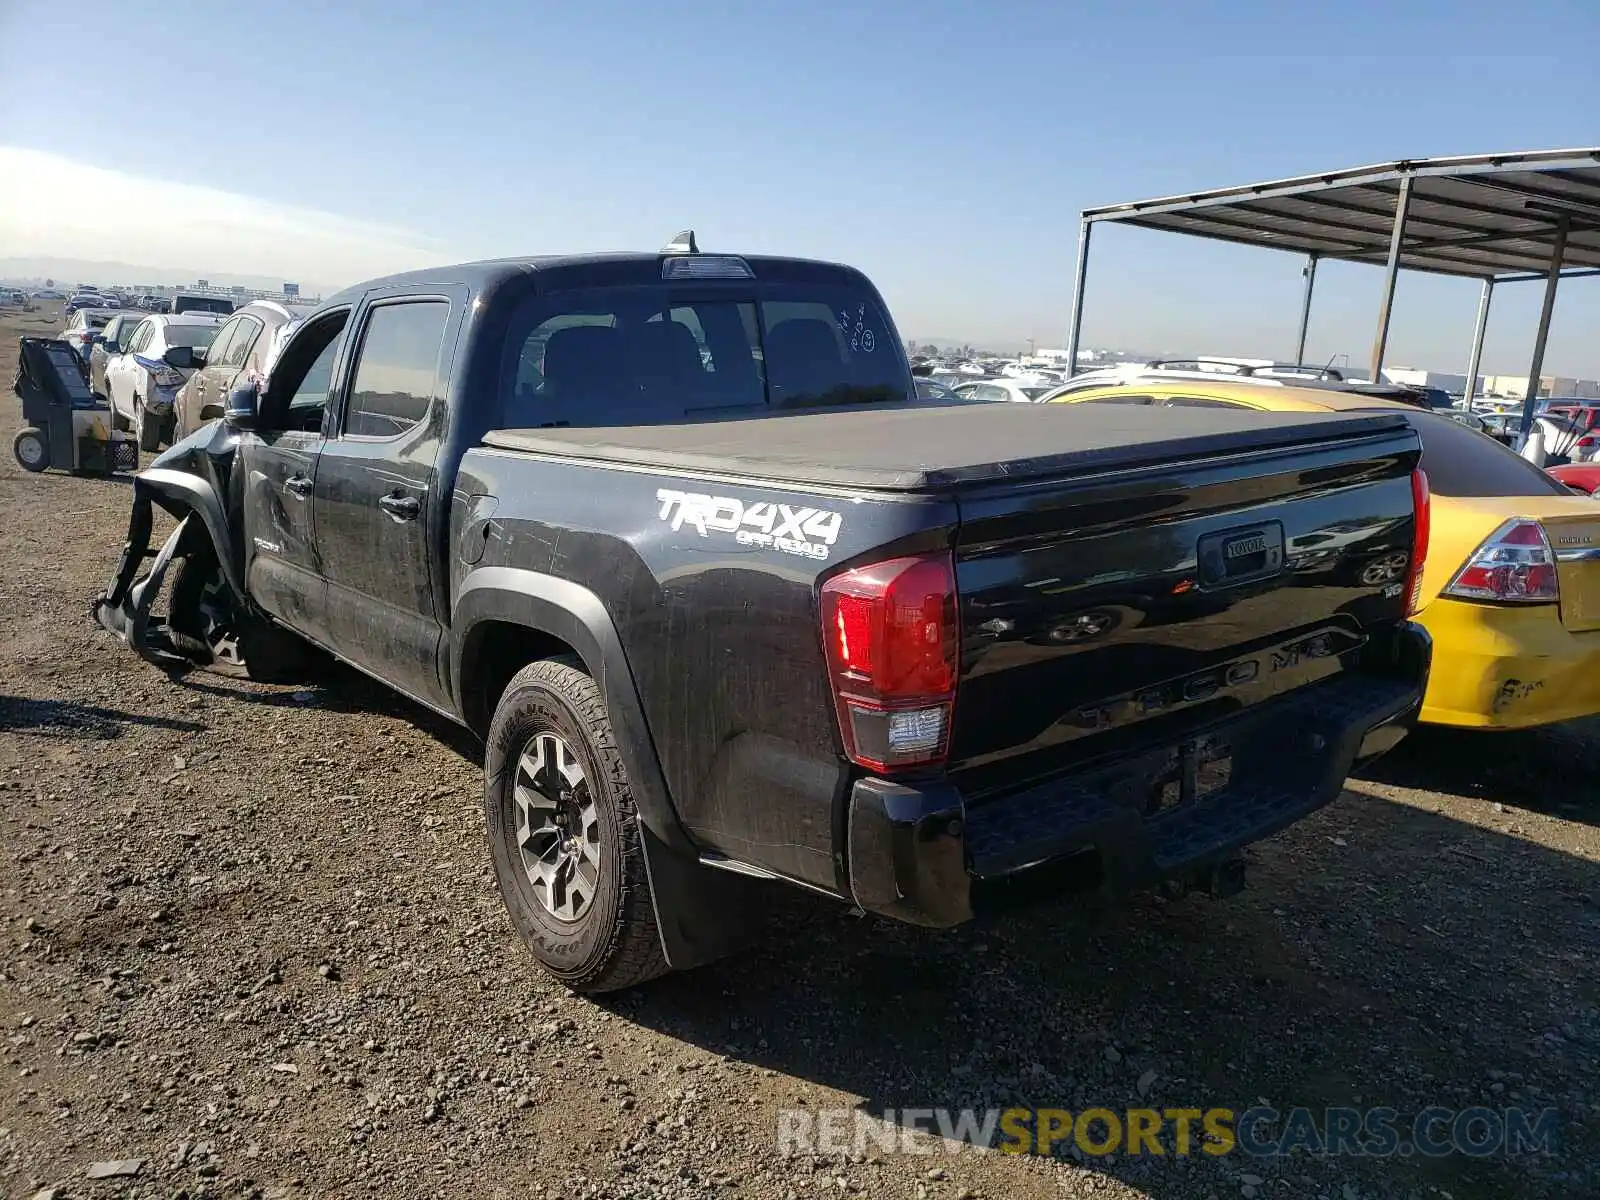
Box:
[1084,148,1600,279]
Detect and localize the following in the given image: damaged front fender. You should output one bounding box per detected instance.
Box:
[91,500,196,670]
[91,427,248,670]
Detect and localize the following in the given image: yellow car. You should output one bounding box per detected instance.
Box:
[1047,375,1600,729]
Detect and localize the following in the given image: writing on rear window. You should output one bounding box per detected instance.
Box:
[655,489,843,560]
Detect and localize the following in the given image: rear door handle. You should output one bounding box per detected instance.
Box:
[379,492,421,521]
[284,474,313,498]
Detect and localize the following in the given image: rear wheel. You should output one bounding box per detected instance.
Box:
[484,658,670,994]
[168,543,314,681]
[12,428,49,473]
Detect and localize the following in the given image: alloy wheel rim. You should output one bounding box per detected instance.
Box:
[17,436,43,466]
[513,731,600,922]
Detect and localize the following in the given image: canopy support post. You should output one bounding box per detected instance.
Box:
[1294,254,1319,366]
[1518,216,1570,442]
[1065,217,1092,377]
[1462,278,1494,406]
[1368,175,1413,383]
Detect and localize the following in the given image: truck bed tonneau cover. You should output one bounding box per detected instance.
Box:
[481,403,1411,492]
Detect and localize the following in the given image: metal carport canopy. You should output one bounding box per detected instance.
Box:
[1063,148,1600,434]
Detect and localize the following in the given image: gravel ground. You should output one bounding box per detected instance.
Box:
[1,304,1596,1200]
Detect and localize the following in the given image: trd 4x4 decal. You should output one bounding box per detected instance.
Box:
[655,489,843,561]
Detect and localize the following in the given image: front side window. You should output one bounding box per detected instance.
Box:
[498,282,906,430]
[126,322,153,354]
[344,301,450,438]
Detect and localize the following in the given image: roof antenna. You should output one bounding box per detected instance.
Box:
[662,229,698,254]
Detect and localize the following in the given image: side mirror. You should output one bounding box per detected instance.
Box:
[223,378,260,429]
[191,345,209,367]
[163,345,196,370]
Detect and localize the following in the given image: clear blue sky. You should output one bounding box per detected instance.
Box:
[2,0,1598,377]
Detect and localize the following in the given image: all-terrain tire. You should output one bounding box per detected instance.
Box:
[168,544,316,682]
[484,657,671,994]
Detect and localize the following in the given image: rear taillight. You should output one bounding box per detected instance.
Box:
[1442,519,1559,604]
[1405,468,1431,616]
[820,552,959,773]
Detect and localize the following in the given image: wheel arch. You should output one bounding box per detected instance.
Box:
[135,468,246,603]
[452,567,691,854]
[457,567,772,975]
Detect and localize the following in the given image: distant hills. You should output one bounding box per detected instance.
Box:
[0,256,339,297]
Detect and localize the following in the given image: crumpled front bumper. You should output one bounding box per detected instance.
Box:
[90,485,195,670]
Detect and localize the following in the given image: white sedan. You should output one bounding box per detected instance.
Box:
[105,313,226,451]
[952,378,1054,404]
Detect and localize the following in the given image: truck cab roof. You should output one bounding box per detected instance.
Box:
[323,251,869,306]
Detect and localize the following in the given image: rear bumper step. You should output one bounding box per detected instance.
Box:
[845,623,1430,927]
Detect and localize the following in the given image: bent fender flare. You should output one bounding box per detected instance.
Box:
[135,468,247,604]
[453,568,692,855]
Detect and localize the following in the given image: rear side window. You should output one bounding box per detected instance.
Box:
[498,283,906,429]
[1405,410,1568,498]
[344,301,450,438]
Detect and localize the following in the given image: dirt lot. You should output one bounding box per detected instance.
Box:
[1,302,1596,1200]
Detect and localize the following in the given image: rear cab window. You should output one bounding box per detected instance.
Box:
[497,276,908,430]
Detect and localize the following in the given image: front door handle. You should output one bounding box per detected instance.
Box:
[379,492,421,521]
[284,474,313,498]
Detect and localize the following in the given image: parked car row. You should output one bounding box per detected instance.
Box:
[63,299,310,451]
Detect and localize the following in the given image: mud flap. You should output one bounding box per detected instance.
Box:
[638,824,771,972]
[91,509,195,671]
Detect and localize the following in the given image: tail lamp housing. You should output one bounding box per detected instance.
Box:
[1404,468,1430,616]
[1442,518,1559,604]
[819,552,959,773]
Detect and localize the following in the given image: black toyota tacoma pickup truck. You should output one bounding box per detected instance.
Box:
[92,237,1432,993]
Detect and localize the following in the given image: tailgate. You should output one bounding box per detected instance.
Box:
[947,423,1420,795]
[1547,511,1600,632]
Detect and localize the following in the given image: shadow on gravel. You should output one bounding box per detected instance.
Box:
[607,792,1597,1200]
[169,663,482,761]
[0,695,205,739]
[1355,720,1600,827]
